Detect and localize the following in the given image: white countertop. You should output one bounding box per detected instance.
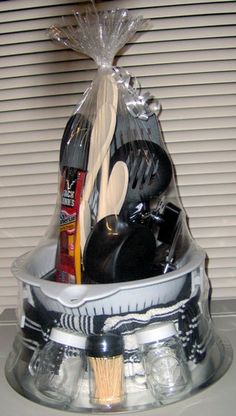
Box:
[1,300,236,416]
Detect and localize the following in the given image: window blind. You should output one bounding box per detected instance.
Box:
[1,0,236,312]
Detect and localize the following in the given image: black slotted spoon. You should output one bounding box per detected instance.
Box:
[110,140,173,203]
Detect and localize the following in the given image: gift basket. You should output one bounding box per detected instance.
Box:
[5,5,233,413]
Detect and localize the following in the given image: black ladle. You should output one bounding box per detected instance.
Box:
[83,215,156,284]
[110,140,173,203]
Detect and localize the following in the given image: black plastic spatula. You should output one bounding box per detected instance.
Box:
[59,112,92,171]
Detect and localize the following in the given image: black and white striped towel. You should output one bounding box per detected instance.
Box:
[21,286,212,366]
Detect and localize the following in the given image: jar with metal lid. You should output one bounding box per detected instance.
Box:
[136,321,191,404]
[86,333,125,409]
[29,327,86,405]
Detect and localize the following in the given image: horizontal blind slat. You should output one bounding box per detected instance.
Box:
[2,49,236,69]
[2,25,236,47]
[1,69,236,92]
[3,37,236,58]
[0,205,54,219]
[2,3,236,23]
[2,0,236,13]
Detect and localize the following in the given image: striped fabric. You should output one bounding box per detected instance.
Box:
[22,286,209,365]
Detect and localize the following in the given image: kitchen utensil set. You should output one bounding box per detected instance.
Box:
[59,74,174,284]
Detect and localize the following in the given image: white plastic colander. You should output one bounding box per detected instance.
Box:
[12,238,205,316]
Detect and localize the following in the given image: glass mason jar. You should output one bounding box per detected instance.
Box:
[29,327,86,405]
[136,321,191,404]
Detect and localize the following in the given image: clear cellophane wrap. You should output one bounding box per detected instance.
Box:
[34,6,193,285]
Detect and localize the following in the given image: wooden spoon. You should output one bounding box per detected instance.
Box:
[97,160,129,221]
[79,102,116,255]
[97,74,118,220]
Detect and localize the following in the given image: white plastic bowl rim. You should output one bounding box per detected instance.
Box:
[11,239,205,309]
